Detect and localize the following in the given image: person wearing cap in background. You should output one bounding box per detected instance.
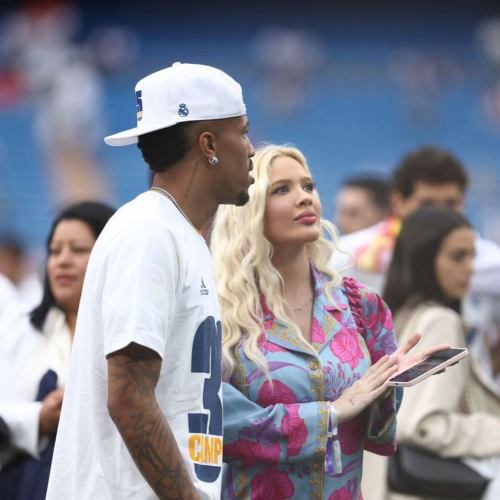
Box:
[46,62,255,500]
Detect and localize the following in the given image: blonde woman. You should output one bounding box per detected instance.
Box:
[211,145,444,499]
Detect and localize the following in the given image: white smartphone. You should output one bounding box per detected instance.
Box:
[388,348,468,387]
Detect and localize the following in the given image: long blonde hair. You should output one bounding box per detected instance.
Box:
[210,145,341,378]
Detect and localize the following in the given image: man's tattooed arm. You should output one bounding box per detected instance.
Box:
[107,342,199,500]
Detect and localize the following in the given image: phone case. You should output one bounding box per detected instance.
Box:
[388,348,468,387]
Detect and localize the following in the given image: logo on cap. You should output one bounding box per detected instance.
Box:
[178,103,189,117]
[136,90,143,121]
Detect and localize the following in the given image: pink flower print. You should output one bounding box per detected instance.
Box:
[328,309,343,323]
[263,317,274,331]
[311,317,325,344]
[260,294,275,325]
[251,468,294,500]
[239,417,282,446]
[266,342,288,353]
[224,439,280,466]
[369,334,396,363]
[257,335,287,353]
[363,294,381,330]
[381,307,393,330]
[328,487,352,500]
[330,326,364,369]
[281,405,307,458]
[364,292,392,333]
[328,477,359,499]
[257,335,266,351]
[258,380,297,406]
[338,413,366,455]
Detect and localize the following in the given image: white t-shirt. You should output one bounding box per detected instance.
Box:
[47,191,223,500]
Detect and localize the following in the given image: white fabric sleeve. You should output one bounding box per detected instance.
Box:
[99,222,179,359]
[470,236,500,297]
[397,308,500,458]
[0,401,43,458]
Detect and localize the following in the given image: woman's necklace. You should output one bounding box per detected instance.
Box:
[150,186,198,232]
[288,295,314,312]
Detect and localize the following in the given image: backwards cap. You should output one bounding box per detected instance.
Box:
[104,62,246,147]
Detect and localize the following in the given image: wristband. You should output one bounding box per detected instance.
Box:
[325,403,342,474]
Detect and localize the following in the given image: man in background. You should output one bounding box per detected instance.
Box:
[334,175,391,235]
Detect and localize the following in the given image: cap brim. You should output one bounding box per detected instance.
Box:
[104,120,179,147]
[104,128,140,146]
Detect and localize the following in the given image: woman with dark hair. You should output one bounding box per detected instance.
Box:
[0,201,115,499]
[30,201,115,333]
[381,207,500,500]
[384,207,472,316]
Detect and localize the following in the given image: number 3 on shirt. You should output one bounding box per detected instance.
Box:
[188,316,222,482]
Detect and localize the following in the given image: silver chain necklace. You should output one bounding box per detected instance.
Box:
[150,186,197,231]
[288,295,314,311]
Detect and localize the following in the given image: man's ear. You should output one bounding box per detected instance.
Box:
[198,130,217,160]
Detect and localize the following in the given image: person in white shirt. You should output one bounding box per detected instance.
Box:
[0,272,19,318]
[46,62,255,500]
[0,201,115,499]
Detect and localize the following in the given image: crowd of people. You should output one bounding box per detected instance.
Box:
[0,61,499,500]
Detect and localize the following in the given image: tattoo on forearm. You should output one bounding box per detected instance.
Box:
[108,345,198,500]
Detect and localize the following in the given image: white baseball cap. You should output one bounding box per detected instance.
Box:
[104,62,247,147]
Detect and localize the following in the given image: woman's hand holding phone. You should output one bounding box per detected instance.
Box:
[389,333,449,377]
[387,333,467,387]
[331,334,461,421]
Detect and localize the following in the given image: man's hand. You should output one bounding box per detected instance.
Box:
[107,342,199,500]
[39,388,64,436]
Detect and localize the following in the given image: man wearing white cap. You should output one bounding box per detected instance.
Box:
[47,62,255,500]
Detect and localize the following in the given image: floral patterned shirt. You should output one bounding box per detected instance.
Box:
[222,269,401,499]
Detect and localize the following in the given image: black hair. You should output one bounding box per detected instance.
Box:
[383,207,472,316]
[137,122,196,173]
[30,201,116,332]
[342,175,391,212]
[0,232,26,257]
[392,146,469,199]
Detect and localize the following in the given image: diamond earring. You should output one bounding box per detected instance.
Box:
[208,156,219,167]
